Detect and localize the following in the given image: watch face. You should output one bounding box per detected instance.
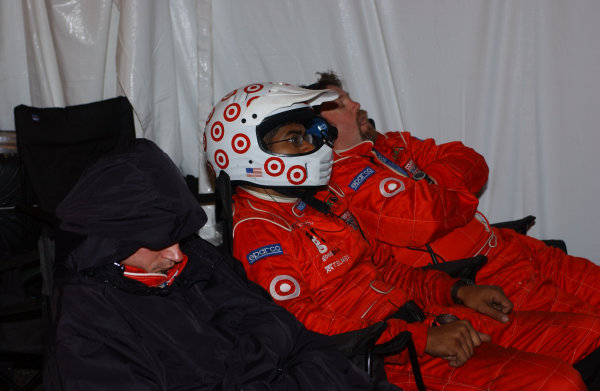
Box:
[414,171,426,180]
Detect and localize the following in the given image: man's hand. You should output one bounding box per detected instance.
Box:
[425,320,491,367]
[457,284,513,323]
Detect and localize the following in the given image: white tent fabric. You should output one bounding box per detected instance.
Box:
[1,0,598,262]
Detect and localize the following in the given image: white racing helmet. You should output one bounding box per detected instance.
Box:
[204,82,338,190]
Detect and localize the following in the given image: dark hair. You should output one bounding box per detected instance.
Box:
[302,71,343,114]
[303,71,344,90]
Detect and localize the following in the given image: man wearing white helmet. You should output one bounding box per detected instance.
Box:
[204,83,336,191]
[205,82,600,391]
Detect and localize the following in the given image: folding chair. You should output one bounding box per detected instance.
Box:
[1,130,43,391]
[490,215,567,253]
[15,95,136,292]
[0,96,136,389]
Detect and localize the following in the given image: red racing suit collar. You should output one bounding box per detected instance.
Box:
[123,254,189,288]
[333,140,373,158]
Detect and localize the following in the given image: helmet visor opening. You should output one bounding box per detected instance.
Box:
[257,108,316,153]
[257,108,337,155]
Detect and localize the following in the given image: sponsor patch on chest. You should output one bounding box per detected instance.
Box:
[246,243,283,265]
[349,167,375,191]
[379,177,405,197]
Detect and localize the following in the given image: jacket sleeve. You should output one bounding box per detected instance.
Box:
[378,132,489,195]
[332,152,479,248]
[243,328,403,391]
[44,286,163,391]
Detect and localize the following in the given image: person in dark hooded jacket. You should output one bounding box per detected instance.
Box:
[43,138,399,391]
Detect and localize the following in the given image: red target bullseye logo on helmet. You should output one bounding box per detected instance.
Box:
[223,103,241,122]
[214,149,229,169]
[205,106,215,125]
[221,89,237,101]
[269,275,300,301]
[379,177,405,197]
[264,157,285,176]
[211,121,225,142]
[287,165,307,185]
[246,96,259,107]
[244,84,263,94]
[231,133,250,154]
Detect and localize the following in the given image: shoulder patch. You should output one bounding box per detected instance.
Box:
[247,243,283,265]
[349,167,375,191]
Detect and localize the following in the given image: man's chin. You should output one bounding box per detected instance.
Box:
[360,128,378,142]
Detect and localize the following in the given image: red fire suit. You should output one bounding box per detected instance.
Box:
[232,187,600,391]
[330,132,600,315]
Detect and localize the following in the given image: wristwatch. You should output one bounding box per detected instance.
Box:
[450,278,475,305]
[413,171,426,180]
[413,170,435,184]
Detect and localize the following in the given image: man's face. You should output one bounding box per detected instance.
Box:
[266,122,315,155]
[121,243,184,274]
[318,85,363,150]
[357,109,379,142]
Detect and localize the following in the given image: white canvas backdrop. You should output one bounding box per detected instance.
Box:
[1,0,598,262]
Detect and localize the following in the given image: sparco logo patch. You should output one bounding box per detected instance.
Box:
[246,244,283,264]
[349,167,375,191]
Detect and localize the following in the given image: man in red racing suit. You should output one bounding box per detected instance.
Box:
[332,128,600,316]
[232,186,600,391]
[305,72,600,316]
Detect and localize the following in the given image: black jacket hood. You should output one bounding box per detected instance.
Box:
[56,138,207,271]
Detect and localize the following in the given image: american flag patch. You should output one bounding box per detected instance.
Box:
[246,167,263,177]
